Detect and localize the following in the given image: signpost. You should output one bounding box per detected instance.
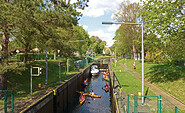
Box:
[30,66,42,100]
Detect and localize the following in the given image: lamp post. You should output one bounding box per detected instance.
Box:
[115,45,116,67]
[45,45,48,85]
[102,21,144,104]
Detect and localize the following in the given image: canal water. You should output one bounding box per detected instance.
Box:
[65,71,112,113]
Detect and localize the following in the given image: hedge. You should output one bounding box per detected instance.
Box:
[16,53,54,61]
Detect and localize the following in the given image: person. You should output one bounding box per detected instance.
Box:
[80,94,84,100]
[91,90,95,95]
[84,78,88,85]
[133,61,136,69]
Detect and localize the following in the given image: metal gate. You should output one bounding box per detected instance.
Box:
[134,95,161,113]
[0,90,14,113]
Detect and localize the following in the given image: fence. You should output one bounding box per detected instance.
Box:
[0,90,15,113]
[73,57,93,69]
[114,89,184,113]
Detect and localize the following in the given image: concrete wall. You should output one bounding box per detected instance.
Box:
[21,64,91,113]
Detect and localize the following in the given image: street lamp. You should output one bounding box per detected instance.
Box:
[102,21,144,104]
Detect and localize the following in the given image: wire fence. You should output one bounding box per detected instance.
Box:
[115,89,184,113]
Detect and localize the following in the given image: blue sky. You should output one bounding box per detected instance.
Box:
[74,0,140,47]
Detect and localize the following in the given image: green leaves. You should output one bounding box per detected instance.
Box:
[139,0,185,64]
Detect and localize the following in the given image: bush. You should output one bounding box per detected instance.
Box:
[16,53,54,61]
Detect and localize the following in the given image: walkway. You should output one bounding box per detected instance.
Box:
[120,63,185,110]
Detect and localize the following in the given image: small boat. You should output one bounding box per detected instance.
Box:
[88,94,101,98]
[102,71,109,76]
[76,91,101,98]
[91,65,99,75]
[104,86,109,92]
[103,75,109,81]
[79,95,85,105]
[103,75,107,79]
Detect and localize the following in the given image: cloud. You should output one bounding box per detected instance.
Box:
[82,25,88,30]
[107,24,120,32]
[88,30,114,46]
[81,0,125,17]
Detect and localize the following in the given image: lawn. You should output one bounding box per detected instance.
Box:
[7,57,89,100]
[112,62,156,96]
[117,58,185,104]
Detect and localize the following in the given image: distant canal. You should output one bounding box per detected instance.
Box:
[65,70,112,113]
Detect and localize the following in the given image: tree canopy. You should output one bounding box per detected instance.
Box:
[0,0,89,89]
[140,0,185,64]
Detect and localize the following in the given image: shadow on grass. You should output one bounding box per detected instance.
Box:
[146,64,185,83]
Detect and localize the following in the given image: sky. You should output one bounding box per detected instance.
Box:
[76,0,141,47]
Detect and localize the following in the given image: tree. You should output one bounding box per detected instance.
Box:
[140,0,185,64]
[113,1,141,59]
[0,0,88,90]
[89,36,106,54]
[72,25,90,56]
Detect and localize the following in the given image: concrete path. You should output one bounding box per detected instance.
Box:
[120,63,185,110]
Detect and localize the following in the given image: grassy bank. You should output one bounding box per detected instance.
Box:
[112,62,156,96]
[116,58,185,103]
[7,57,88,100]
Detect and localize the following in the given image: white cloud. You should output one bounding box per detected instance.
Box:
[81,0,125,17]
[82,25,88,30]
[107,24,120,32]
[88,30,114,46]
[89,30,112,38]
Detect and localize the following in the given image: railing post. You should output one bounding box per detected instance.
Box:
[134,95,138,113]
[128,95,129,113]
[157,96,159,113]
[160,95,161,113]
[4,90,7,113]
[59,62,61,81]
[11,90,14,113]
[175,106,177,113]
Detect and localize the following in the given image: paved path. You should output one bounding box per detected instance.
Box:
[120,63,185,110]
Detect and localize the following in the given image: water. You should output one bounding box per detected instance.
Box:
[67,72,112,113]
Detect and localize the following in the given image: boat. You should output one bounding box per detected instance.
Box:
[88,94,101,98]
[79,95,85,105]
[76,91,101,98]
[103,75,109,81]
[102,71,109,76]
[91,65,99,75]
[104,85,109,92]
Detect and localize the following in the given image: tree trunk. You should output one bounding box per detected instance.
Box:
[0,31,9,90]
[0,72,8,90]
[24,49,28,63]
[54,51,56,60]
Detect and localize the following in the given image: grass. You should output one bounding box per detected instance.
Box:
[116,58,185,104]
[7,57,87,100]
[112,62,156,96]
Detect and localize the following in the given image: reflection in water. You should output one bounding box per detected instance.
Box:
[67,72,112,113]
